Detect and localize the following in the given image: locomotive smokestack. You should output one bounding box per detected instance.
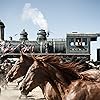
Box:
[37,29,47,42]
[19,29,28,41]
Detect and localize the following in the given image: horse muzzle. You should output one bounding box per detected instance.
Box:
[6,76,14,82]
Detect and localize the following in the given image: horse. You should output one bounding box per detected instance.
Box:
[6,52,60,100]
[19,56,100,100]
[6,53,100,99]
[6,52,89,100]
[6,52,33,82]
[6,52,59,82]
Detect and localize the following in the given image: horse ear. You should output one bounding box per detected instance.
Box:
[20,50,28,60]
[20,50,24,57]
[19,50,24,61]
[32,55,36,61]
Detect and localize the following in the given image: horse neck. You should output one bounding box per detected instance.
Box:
[42,62,69,99]
[24,57,34,68]
[48,77,67,100]
[49,62,80,81]
[39,81,48,95]
[14,57,33,78]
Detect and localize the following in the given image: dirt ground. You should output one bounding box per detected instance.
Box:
[0,82,45,100]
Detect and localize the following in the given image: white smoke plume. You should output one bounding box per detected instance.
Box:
[22,3,48,32]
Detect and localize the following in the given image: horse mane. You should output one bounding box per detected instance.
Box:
[49,62,80,82]
[52,56,97,83]
[29,55,93,88]
[37,56,93,83]
[37,55,62,64]
[32,59,63,99]
[43,56,80,74]
[35,56,80,85]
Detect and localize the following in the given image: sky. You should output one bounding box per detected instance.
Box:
[0,0,100,61]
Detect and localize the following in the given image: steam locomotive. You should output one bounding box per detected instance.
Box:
[0,29,100,61]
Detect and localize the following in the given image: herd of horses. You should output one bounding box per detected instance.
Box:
[4,52,100,100]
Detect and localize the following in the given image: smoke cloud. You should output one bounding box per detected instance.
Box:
[22,3,48,32]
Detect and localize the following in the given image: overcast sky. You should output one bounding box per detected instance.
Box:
[0,0,100,60]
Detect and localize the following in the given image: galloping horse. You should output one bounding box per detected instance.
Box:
[6,52,33,82]
[6,52,89,100]
[6,52,89,82]
[20,56,100,100]
[6,53,60,100]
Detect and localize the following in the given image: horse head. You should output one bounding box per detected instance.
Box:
[19,55,100,100]
[19,56,70,96]
[19,59,49,95]
[6,52,33,82]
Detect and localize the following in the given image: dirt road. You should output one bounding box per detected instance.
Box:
[0,82,45,100]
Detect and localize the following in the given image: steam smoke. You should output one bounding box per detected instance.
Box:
[22,3,48,32]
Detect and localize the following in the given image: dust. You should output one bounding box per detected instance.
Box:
[0,82,45,100]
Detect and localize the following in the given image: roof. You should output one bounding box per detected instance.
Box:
[66,32,100,37]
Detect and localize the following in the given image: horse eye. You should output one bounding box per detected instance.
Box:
[30,68,36,72]
[17,62,20,65]
[16,62,21,65]
[31,69,34,72]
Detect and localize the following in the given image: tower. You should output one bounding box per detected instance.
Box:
[0,20,5,41]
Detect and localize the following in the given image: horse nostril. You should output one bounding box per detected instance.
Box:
[19,87,22,91]
[7,77,13,82]
[7,77,10,81]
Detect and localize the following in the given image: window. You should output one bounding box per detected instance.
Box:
[75,38,82,46]
[69,38,74,46]
[82,38,87,46]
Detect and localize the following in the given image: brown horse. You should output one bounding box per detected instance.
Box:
[6,52,89,82]
[6,53,33,82]
[6,53,60,100]
[6,52,61,82]
[17,54,89,99]
[20,56,100,100]
[6,53,100,99]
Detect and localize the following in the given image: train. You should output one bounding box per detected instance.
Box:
[0,19,100,62]
[1,29,100,61]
